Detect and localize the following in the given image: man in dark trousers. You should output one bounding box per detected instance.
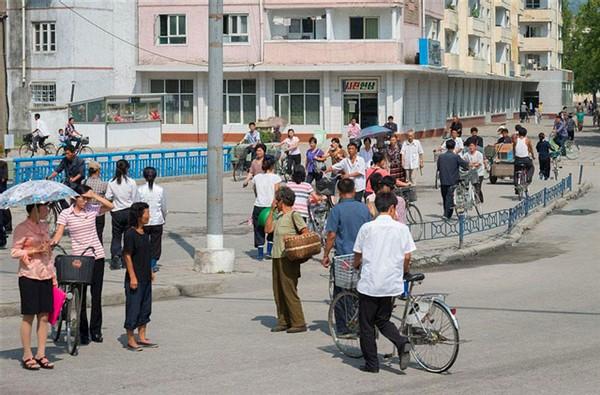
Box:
[437,139,469,219]
[0,160,11,248]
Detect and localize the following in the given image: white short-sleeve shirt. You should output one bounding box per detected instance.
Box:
[253,173,282,207]
[462,150,485,177]
[401,140,424,170]
[332,156,367,192]
[353,215,416,297]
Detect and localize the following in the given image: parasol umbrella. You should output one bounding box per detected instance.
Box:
[0,180,78,209]
[359,125,392,140]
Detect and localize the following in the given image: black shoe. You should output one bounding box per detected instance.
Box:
[91,334,103,343]
[359,365,379,373]
[110,257,121,270]
[80,337,90,346]
[399,342,411,371]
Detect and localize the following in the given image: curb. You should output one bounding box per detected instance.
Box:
[0,279,224,318]
[412,182,593,267]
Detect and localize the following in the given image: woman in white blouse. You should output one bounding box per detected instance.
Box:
[138,167,167,272]
[106,159,139,270]
[280,129,301,175]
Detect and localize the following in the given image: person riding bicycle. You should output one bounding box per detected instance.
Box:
[552,113,568,154]
[513,126,535,194]
[239,122,262,169]
[242,143,266,188]
[65,117,83,149]
[496,126,512,144]
[437,139,469,219]
[352,191,415,373]
[47,145,85,190]
[32,113,50,151]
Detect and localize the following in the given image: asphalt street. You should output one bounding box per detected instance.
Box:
[1,176,599,394]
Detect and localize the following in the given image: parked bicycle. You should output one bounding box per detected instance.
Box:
[51,245,96,356]
[18,133,56,157]
[515,163,529,201]
[454,169,482,216]
[328,255,460,373]
[231,143,252,182]
[56,136,94,156]
[394,186,424,240]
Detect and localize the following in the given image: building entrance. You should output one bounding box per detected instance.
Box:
[342,79,379,129]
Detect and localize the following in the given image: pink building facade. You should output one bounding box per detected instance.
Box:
[136,0,521,142]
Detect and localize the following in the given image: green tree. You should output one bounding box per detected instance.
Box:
[564,0,600,98]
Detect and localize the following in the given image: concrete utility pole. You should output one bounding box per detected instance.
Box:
[194,0,234,273]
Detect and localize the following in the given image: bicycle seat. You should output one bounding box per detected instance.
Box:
[405,272,425,283]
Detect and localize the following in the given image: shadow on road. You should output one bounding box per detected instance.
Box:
[0,345,65,363]
[252,315,277,329]
[308,320,329,335]
[167,232,195,258]
[317,345,407,375]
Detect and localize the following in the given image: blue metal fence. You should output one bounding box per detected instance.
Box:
[411,174,573,247]
[13,147,233,184]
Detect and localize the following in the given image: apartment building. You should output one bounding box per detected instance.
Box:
[4,0,137,138]
[519,0,573,115]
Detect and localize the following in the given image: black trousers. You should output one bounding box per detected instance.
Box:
[539,157,551,180]
[355,191,364,202]
[567,129,575,141]
[440,185,456,219]
[474,176,484,203]
[305,171,322,185]
[358,292,408,370]
[95,214,105,245]
[124,280,152,331]
[110,209,130,260]
[144,224,164,261]
[287,153,301,174]
[0,209,6,246]
[514,157,534,186]
[80,258,105,339]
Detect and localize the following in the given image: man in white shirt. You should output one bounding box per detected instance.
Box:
[438,129,464,154]
[400,130,424,184]
[32,113,50,150]
[329,142,366,201]
[462,141,485,203]
[353,192,416,373]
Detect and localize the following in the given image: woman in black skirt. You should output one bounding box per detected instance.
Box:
[11,204,56,370]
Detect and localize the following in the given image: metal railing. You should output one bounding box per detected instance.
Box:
[411,174,573,247]
[12,147,233,184]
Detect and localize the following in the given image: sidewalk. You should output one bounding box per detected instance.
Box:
[1,119,598,316]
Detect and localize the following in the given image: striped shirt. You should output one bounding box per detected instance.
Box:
[57,205,105,259]
[287,182,314,217]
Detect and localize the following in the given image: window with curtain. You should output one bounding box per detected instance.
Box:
[274,80,320,125]
[349,17,379,39]
[150,79,193,124]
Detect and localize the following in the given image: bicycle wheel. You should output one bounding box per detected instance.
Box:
[453,186,465,215]
[328,290,362,358]
[406,204,423,241]
[66,285,82,356]
[52,284,67,342]
[328,265,335,301]
[552,158,560,180]
[232,161,245,182]
[56,146,65,156]
[473,191,482,217]
[18,143,34,158]
[408,300,460,373]
[564,140,580,160]
[42,143,57,156]
[79,146,94,155]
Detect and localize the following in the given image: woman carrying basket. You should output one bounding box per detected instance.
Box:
[11,203,57,370]
[51,185,113,345]
[264,186,308,334]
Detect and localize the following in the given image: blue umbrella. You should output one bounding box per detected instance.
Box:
[359,125,392,139]
[0,180,78,208]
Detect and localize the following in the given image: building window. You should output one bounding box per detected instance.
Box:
[223,80,256,124]
[150,80,193,124]
[525,25,542,38]
[274,80,320,125]
[224,14,249,43]
[289,18,316,39]
[349,17,379,39]
[31,82,56,106]
[426,17,440,41]
[445,29,458,54]
[525,0,540,8]
[158,15,187,44]
[33,22,56,52]
[445,0,457,10]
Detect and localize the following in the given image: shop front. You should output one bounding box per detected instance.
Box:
[341,79,379,129]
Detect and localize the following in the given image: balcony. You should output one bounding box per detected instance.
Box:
[467,57,489,74]
[468,15,488,35]
[444,7,459,30]
[522,8,556,22]
[495,0,511,7]
[263,40,404,65]
[444,53,460,70]
[494,26,512,43]
[521,37,555,52]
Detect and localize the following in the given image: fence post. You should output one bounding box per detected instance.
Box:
[569,173,573,191]
[561,178,565,197]
[543,187,547,207]
[524,195,529,216]
[508,207,514,232]
[458,214,465,249]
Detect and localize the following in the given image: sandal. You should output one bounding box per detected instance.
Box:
[21,358,40,370]
[35,356,54,369]
[138,341,158,348]
[126,344,143,352]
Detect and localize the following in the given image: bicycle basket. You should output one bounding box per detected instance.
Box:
[54,254,95,285]
[396,187,417,202]
[233,145,248,159]
[23,133,33,143]
[460,169,479,184]
[316,177,337,196]
[81,136,90,145]
[333,254,359,290]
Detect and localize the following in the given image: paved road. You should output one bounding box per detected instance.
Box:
[1,179,599,394]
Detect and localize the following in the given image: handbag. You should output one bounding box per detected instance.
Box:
[283,212,322,264]
[49,286,67,325]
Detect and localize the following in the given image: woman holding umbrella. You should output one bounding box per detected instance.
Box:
[11,203,57,370]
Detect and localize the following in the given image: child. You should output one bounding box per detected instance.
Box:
[58,128,68,145]
[536,133,551,180]
[123,202,157,351]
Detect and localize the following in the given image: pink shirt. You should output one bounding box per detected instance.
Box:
[347,123,361,139]
[366,194,407,224]
[365,167,390,194]
[57,205,105,259]
[11,219,55,280]
[287,182,314,217]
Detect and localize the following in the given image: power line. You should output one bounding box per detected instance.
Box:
[58,0,207,67]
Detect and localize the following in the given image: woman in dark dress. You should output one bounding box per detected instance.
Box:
[386,134,406,183]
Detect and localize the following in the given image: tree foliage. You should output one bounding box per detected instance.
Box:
[563,0,600,94]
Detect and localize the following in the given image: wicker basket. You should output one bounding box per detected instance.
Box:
[55,254,95,285]
[284,231,322,263]
[23,133,33,143]
[333,254,359,290]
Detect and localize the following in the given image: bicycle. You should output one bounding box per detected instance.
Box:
[274,147,291,182]
[51,245,96,356]
[549,132,580,160]
[550,151,561,181]
[56,136,94,156]
[394,186,424,240]
[18,134,56,157]
[454,169,482,216]
[328,255,460,373]
[231,143,252,182]
[515,163,529,201]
